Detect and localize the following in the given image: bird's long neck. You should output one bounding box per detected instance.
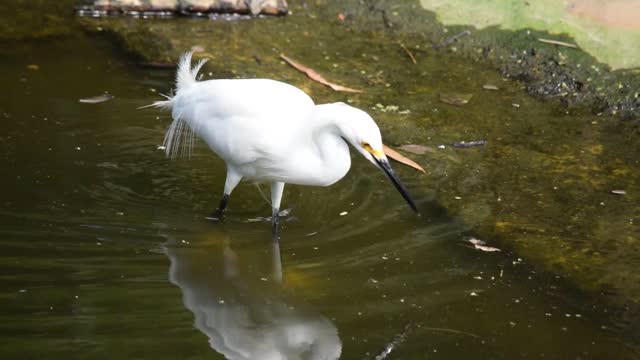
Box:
[308,104,352,155]
[286,104,351,186]
[308,103,350,138]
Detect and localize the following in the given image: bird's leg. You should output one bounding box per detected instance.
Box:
[209,194,229,220]
[208,169,242,220]
[271,207,280,238]
[270,182,285,240]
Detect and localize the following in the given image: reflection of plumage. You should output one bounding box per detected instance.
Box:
[165,238,341,360]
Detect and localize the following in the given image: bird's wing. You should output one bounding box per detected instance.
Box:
[177,78,314,124]
[173,79,315,168]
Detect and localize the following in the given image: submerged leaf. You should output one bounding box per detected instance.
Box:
[439,92,473,106]
[468,238,485,246]
[467,237,501,252]
[482,84,499,90]
[452,140,487,148]
[474,244,501,252]
[79,93,114,104]
[397,144,433,155]
[383,144,426,173]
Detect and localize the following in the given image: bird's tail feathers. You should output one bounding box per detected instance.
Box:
[140,51,207,110]
[142,51,208,159]
[137,92,174,110]
[176,51,208,91]
[162,109,199,159]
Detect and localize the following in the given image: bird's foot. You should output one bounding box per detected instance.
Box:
[206,208,227,222]
[271,207,281,241]
[207,194,230,221]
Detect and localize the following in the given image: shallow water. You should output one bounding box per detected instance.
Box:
[0,33,637,359]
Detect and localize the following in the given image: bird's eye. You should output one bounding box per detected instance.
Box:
[361,141,384,158]
[361,142,373,153]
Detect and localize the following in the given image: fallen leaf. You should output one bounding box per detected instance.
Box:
[79,93,114,104]
[467,237,501,252]
[452,140,487,148]
[383,144,426,173]
[474,244,501,252]
[439,92,473,106]
[397,144,433,155]
[280,54,362,93]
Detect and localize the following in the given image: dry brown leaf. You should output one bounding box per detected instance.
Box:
[383,144,426,173]
[280,54,363,93]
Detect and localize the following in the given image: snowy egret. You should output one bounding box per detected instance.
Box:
[147,52,418,237]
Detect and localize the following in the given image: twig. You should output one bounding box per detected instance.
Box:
[421,326,480,338]
[434,30,471,49]
[279,54,362,93]
[373,323,479,360]
[400,43,417,64]
[537,38,578,49]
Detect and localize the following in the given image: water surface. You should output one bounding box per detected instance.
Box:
[0,33,637,359]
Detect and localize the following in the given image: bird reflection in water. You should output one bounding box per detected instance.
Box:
[163,229,341,360]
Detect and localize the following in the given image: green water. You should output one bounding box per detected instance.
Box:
[0,29,638,360]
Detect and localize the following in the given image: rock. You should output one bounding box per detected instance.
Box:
[86,0,288,15]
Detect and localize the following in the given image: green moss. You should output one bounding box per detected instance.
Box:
[419,0,640,70]
[0,0,78,40]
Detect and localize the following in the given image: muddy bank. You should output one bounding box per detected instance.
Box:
[323,0,640,123]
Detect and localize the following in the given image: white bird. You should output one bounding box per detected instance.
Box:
[147,52,418,237]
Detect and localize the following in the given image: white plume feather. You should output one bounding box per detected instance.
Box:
[142,51,209,159]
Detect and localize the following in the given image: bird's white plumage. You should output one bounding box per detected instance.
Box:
[147,51,417,228]
[153,52,383,187]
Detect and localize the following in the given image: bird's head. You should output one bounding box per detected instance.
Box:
[330,103,419,213]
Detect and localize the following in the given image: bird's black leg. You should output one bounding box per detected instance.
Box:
[270,182,285,240]
[208,194,229,220]
[271,207,281,240]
